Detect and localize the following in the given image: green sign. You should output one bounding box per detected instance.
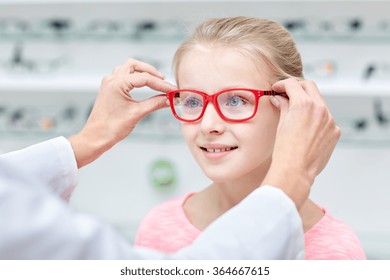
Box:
[149,159,177,191]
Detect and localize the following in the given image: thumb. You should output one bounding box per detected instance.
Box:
[270,96,289,118]
[138,94,169,116]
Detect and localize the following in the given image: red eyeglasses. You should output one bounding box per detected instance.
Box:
[166,88,288,123]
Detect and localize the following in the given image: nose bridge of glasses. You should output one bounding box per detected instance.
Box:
[202,96,224,121]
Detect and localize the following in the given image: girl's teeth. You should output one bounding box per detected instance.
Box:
[206,148,232,153]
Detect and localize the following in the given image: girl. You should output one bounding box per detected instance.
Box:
[134,16,366,259]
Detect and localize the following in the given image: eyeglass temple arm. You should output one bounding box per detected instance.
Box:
[264,90,289,99]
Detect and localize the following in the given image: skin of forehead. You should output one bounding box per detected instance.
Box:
[176,45,273,92]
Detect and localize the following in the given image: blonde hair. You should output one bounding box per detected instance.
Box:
[173,16,303,83]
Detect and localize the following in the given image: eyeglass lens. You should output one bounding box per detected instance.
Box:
[173,90,257,121]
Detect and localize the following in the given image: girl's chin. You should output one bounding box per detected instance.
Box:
[204,173,239,183]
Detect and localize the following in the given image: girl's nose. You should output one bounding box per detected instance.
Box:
[200,103,225,135]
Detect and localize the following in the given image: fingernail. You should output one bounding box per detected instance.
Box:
[270,97,280,108]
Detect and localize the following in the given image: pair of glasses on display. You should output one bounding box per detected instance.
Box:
[166,88,288,123]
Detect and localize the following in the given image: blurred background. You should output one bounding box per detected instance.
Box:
[0,0,389,259]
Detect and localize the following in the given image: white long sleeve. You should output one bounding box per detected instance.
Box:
[0,137,304,259]
[0,137,78,201]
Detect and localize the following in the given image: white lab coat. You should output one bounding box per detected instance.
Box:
[0,137,304,259]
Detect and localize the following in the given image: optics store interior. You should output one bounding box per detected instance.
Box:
[1,0,389,259]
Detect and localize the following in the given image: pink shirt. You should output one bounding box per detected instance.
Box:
[135,193,366,259]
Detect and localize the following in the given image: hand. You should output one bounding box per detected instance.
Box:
[69,58,177,168]
[263,78,341,209]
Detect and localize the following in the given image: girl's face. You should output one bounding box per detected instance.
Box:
[177,45,280,183]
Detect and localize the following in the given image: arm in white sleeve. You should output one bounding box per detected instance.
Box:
[0,138,304,259]
[0,137,78,201]
[173,186,304,259]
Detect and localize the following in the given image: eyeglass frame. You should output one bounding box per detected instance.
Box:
[166,88,288,123]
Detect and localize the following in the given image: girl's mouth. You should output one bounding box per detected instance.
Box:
[200,147,238,153]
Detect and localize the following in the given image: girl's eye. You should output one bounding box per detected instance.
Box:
[184,97,203,108]
[227,96,246,106]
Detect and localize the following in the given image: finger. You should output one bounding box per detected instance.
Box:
[272,78,308,105]
[299,80,333,125]
[269,96,288,110]
[127,72,177,93]
[137,94,169,117]
[299,80,324,104]
[269,96,280,109]
[273,96,289,121]
[112,58,165,79]
[313,124,341,176]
